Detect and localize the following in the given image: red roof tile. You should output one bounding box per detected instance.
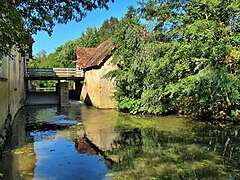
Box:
[76,38,115,69]
[76,47,97,69]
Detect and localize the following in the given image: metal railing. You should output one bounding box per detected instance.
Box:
[25,68,84,79]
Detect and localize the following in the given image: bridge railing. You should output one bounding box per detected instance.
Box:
[25,68,84,79]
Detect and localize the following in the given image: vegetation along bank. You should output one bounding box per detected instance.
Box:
[31,0,240,122]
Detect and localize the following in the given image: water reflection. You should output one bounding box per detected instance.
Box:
[106,116,240,179]
[0,102,116,180]
[0,101,239,179]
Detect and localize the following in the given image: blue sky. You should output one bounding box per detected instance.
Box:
[32,0,139,56]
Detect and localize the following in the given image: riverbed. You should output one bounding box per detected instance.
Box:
[0,101,239,179]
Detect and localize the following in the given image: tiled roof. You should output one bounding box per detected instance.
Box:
[75,47,97,69]
[76,38,115,69]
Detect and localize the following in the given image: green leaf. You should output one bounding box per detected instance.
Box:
[105,173,115,177]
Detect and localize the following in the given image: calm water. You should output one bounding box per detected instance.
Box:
[0,101,239,179]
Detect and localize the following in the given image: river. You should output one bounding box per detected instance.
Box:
[0,101,239,179]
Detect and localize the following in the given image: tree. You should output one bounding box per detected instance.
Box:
[107,7,148,114]
[0,0,29,57]
[99,17,119,42]
[0,0,114,57]
[76,27,101,48]
[110,0,240,121]
[29,50,49,68]
[56,40,77,68]
[29,16,119,68]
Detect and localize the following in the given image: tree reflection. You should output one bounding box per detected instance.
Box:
[106,119,240,179]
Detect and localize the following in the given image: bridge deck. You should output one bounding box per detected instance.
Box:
[25,68,84,80]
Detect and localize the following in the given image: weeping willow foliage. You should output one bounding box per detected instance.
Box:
[110,0,240,121]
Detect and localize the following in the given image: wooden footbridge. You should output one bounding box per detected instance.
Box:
[25,68,84,80]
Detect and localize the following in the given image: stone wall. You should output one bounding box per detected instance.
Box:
[80,57,116,108]
[0,49,26,151]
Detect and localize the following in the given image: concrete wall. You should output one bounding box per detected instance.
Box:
[80,57,116,109]
[25,92,58,105]
[59,82,69,107]
[0,49,26,151]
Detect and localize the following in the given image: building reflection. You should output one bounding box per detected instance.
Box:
[80,105,118,150]
[75,135,115,167]
[0,103,120,179]
[0,107,37,180]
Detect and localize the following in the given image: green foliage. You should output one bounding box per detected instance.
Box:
[76,27,101,48]
[29,50,53,68]
[110,0,240,121]
[167,66,240,121]
[0,0,113,58]
[0,0,30,57]
[108,9,148,114]
[55,40,78,68]
[30,17,119,68]
[99,17,119,42]
[105,173,115,177]
[117,97,143,115]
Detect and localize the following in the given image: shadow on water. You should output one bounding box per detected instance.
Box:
[0,101,239,180]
